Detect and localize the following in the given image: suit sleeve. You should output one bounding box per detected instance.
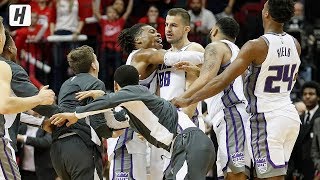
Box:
[76,88,139,118]
[25,130,52,149]
[10,63,60,116]
[312,117,320,170]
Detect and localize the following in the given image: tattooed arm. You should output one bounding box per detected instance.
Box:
[178,42,229,99]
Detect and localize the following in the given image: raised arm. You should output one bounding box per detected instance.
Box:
[93,0,102,21]
[173,39,263,107]
[122,0,133,20]
[0,62,55,114]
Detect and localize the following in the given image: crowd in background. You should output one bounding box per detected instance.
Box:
[0,0,320,179]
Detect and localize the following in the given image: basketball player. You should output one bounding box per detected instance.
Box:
[50,65,215,180]
[0,17,55,180]
[102,23,204,180]
[172,17,250,180]
[156,8,206,178]
[173,0,300,179]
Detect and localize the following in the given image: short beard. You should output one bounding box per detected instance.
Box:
[192,9,201,16]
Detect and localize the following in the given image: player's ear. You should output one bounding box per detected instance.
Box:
[263,10,269,19]
[212,28,218,37]
[91,61,97,70]
[114,81,120,92]
[184,25,191,33]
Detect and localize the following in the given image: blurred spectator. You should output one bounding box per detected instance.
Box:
[33,0,52,38]
[94,0,133,90]
[295,101,307,116]
[138,4,165,39]
[78,0,99,52]
[17,123,57,180]
[0,0,10,27]
[188,0,216,35]
[50,0,85,92]
[285,1,315,83]
[203,0,235,20]
[113,0,125,15]
[187,0,216,46]
[288,81,320,180]
[50,0,85,36]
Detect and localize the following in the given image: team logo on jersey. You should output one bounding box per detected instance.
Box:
[115,172,129,180]
[231,152,245,167]
[256,157,267,174]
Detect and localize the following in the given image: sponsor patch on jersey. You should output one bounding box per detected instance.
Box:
[231,152,245,167]
[115,172,129,180]
[256,157,267,174]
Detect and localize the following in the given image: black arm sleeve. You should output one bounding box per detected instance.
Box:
[76,88,140,114]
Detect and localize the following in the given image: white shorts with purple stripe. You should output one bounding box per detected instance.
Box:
[211,103,251,179]
[108,133,148,180]
[246,105,300,178]
[0,137,21,180]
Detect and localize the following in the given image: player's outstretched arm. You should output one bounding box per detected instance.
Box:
[0,62,55,114]
[135,48,204,66]
[75,90,105,100]
[173,39,262,107]
[178,42,226,99]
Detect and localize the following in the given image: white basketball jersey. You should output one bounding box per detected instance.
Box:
[126,50,158,94]
[206,40,246,117]
[158,43,194,100]
[244,33,301,113]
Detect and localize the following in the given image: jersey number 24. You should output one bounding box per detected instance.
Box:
[264,64,297,93]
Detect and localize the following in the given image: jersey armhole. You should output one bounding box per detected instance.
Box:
[261,35,270,46]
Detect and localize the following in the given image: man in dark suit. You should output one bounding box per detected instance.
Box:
[288,81,320,180]
[17,120,57,180]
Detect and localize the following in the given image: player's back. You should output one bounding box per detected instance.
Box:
[126,50,158,94]
[245,33,301,113]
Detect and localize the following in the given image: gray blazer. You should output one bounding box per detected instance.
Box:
[312,117,320,170]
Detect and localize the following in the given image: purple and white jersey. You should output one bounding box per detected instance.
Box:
[158,43,205,131]
[206,40,247,118]
[158,43,196,100]
[244,33,300,114]
[126,50,158,94]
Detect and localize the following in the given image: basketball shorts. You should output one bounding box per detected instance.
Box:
[212,103,251,178]
[246,105,300,178]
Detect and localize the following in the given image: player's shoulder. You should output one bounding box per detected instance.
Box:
[187,42,205,52]
[207,41,230,49]
[0,60,11,70]
[0,61,12,79]
[241,37,268,52]
[134,48,165,60]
